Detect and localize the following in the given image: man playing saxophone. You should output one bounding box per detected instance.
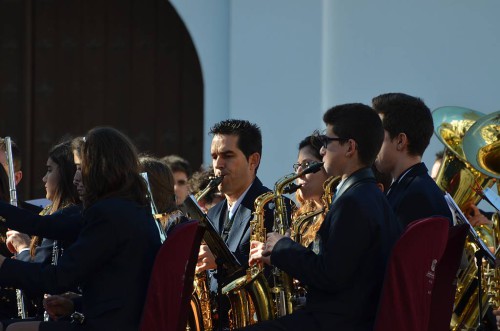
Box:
[248,103,401,331]
[196,119,279,330]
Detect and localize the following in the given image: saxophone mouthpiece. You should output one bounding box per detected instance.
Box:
[283,183,302,194]
[301,161,324,176]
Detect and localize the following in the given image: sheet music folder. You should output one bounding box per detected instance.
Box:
[183,195,243,280]
[444,193,497,267]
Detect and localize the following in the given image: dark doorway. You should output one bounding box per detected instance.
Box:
[0,0,203,199]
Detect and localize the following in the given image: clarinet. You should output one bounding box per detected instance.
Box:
[43,240,60,321]
[4,137,27,319]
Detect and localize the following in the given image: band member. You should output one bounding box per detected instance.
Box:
[248,103,401,331]
[161,154,192,207]
[4,140,80,322]
[139,156,183,230]
[0,127,162,331]
[189,166,224,213]
[196,119,281,329]
[291,135,329,247]
[372,92,452,227]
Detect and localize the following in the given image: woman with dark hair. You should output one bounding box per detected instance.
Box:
[139,156,182,230]
[0,127,162,331]
[2,141,79,320]
[291,135,330,247]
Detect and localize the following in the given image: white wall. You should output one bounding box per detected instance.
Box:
[170,0,500,194]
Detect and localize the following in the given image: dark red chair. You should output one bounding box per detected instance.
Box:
[140,220,205,331]
[428,224,468,331]
[374,217,450,331]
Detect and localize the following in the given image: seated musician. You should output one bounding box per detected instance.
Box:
[0,127,162,331]
[189,165,224,213]
[290,135,329,247]
[248,103,401,331]
[3,140,80,325]
[139,156,183,231]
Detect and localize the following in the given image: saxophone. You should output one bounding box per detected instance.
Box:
[221,191,275,328]
[272,161,324,317]
[188,176,224,331]
[291,176,340,246]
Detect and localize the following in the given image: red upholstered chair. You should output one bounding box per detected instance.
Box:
[428,224,468,331]
[374,217,450,331]
[140,220,205,331]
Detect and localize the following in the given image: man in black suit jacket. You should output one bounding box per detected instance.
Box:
[248,104,401,331]
[196,119,280,330]
[372,93,452,227]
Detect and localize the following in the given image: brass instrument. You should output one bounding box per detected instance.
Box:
[432,106,496,210]
[433,108,500,330]
[187,176,223,331]
[291,176,340,247]
[222,191,275,328]
[4,137,27,319]
[272,161,323,318]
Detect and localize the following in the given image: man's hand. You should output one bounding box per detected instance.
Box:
[43,295,75,321]
[196,244,216,273]
[249,240,266,267]
[6,230,30,254]
[249,232,288,266]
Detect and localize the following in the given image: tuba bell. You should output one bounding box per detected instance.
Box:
[432,106,496,211]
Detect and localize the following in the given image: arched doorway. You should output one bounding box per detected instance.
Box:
[0,0,203,199]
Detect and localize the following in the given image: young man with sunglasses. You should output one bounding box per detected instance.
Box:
[248,103,401,331]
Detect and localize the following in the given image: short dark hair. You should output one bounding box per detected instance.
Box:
[323,103,384,166]
[372,92,433,156]
[189,165,220,205]
[209,119,262,160]
[161,155,192,177]
[299,135,322,161]
[71,137,85,159]
[0,137,21,171]
[435,150,445,161]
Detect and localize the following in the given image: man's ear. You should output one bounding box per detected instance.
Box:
[396,133,409,151]
[345,139,357,157]
[248,153,261,172]
[14,171,22,186]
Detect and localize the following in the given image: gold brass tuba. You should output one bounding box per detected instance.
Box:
[432,106,496,210]
[435,109,500,330]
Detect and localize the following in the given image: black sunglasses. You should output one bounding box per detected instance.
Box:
[318,135,349,149]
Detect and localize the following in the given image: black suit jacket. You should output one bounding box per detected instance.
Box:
[0,198,161,331]
[271,167,401,331]
[387,162,452,228]
[207,177,275,269]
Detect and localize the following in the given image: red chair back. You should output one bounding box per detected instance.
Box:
[374,217,450,331]
[140,220,204,331]
[428,224,468,331]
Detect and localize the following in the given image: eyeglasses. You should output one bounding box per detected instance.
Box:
[318,135,349,149]
[293,160,315,172]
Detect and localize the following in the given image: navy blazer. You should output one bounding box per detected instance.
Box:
[271,168,401,331]
[387,162,452,228]
[0,198,161,331]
